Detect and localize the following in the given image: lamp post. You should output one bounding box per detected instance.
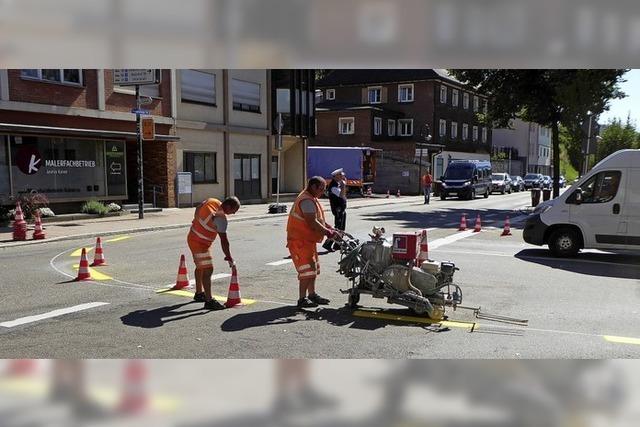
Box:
[418,124,432,194]
[583,111,593,176]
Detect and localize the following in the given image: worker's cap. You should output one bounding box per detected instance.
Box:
[331,168,344,176]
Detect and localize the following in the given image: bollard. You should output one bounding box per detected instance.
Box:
[530,189,541,207]
[542,188,552,202]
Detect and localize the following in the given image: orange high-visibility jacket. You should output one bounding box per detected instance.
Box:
[188,198,223,244]
[286,190,326,243]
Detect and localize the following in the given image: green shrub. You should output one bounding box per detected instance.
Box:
[0,205,11,226]
[81,200,109,216]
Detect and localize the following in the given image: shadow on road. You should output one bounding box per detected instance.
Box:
[120,302,209,328]
[515,249,640,280]
[360,207,528,230]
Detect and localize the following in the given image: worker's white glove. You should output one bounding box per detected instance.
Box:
[225,257,236,269]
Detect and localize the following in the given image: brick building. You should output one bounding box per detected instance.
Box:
[0,69,178,211]
[315,70,492,192]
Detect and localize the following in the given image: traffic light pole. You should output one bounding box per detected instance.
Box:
[136,85,144,219]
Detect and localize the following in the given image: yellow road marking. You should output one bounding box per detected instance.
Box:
[0,378,180,412]
[105,235,131,243]
[603,335,640,346]
[70,247,93,257]
[156,288,257,305]
[72,265,112,281]
[353,309,476,330]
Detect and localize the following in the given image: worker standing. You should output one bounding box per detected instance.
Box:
[422,171,433,204]
[187,197,241,310]
[322,168,347,252]
[287,177,342,308]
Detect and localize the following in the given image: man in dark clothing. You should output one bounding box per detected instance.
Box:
[322,168,347,251]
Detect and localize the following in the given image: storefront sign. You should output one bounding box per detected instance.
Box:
[113,69,159,86]
[141,116,155,141]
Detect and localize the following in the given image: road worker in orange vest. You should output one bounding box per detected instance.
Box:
[287,176,343,309]
[187,197,240,310]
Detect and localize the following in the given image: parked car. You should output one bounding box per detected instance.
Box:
[523,173,544,189]
[542,175,552,189]
[511,176,525,192]
[491,173,512,194]
[524,149,639,257]
[440,160,492,200]
[559,175,566,188]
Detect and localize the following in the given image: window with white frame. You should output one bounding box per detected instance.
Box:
[440,85,447,103]
[463,92,469,109]
[398,84,414,102]
[368,87,382,104]
[374,117,382,135]
[326,89,335,100]
[439,119,447,136]
[21,69,83,86]
[451,122,458,139]
[180,70,216,105]
[398,119,413,136]
[388,119,396,136]
[473,125,479,141]
[338,117,355,135]
[232,78,261,113]
[482,127,487,143]
[452,89,459,107]
[462,123,469,140]
[473,96,479,112]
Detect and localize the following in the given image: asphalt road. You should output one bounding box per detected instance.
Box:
[1,191,639,358]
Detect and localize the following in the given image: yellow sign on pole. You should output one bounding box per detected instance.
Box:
[141,116,155,141]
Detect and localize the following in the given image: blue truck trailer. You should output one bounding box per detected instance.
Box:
[307,146,379,193]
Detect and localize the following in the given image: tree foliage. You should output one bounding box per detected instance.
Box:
[597,117,639,162]
[448,69,627,197]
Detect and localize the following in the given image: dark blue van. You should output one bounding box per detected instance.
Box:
[440,160,492,200]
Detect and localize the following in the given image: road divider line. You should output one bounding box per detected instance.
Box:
[0,302,110,328]
[162,273,232,289]
[267,259,293,266]
[155,288,257,306]
[70,247,93,257]
[353,310,476,330]
[603,335,640,346]
[429,230,477,250]
[105,235,131,243]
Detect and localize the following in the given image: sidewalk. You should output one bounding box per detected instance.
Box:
[0,195,422,248]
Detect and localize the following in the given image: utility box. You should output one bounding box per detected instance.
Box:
[392,232,420,262]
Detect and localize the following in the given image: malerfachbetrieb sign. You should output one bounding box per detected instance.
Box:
[3,135,127,201]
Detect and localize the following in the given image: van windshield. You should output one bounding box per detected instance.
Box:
[444,164,474,180]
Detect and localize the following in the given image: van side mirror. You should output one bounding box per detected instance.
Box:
[571,188,583,205]
[439,175,445,181]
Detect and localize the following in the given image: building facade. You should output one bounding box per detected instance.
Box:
[492,119,552,176]
[0,69,178,212]
[315,70,492,183]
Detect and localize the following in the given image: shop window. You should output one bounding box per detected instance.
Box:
[181,70,216,105]
[184,152,217,183]
[232,79,261,113]
[21,69,83,86]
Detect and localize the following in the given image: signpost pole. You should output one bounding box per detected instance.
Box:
[275,113,283,208]
[136,85,144,219]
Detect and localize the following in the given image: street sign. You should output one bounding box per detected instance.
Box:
[177,172,192,195]
[113,69,160,86]
[141,116,155,141]
[131,108,150,115]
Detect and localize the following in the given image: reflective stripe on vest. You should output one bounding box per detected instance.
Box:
[189,198,222,243]
[286,190,326,243]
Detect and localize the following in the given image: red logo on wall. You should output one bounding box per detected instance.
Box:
[16,146,43,175]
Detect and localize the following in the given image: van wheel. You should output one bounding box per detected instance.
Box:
[548,228,580,258]
[469,189,476,200]
[484,188,489,198]
[441,195,447,201]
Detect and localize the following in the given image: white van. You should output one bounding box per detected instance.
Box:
[523,149,639,257]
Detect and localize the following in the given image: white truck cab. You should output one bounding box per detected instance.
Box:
[523,149,640,257]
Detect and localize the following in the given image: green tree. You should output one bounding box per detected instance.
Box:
[596,117,639,161]
[448,69,627,197]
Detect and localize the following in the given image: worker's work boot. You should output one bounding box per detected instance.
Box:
[204,299,226,310]
[297,297,318,309]
[308,293,330,305]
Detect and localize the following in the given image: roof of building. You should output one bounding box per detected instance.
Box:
[317,69,464,88]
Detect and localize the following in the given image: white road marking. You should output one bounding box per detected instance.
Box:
[428,230,477,250]
[266,259,293,266]
[0,302,110,328]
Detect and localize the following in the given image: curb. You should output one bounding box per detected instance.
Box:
[0,197,421,249]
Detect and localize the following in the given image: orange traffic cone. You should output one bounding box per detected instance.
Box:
[458,213,467,231]
[119,360,148,415]
[224,266,242,308]
[396,189,401,198]
[172,254,190,290]
[75,248,92,281]
[386,190,390,199]
[90,237,106,266]
[32,211,45,240]
[501,216,512,236]
[4,359,38,377]
[417,229,429,265]
[473,214,482,233]
[12,202,27,241]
